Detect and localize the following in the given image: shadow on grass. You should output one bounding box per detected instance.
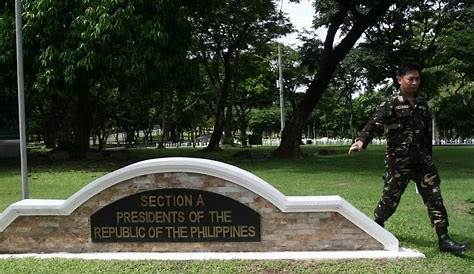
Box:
[398,230,474,261]
[397,233,437,249]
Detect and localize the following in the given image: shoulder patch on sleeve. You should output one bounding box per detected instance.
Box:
[395,105,410,110]
[417,105,427,111]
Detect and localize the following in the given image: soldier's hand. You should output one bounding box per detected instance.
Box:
[348,140,363,155]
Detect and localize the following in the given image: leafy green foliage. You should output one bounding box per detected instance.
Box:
[4,0,193,155]
[359,1,471,91]
[189,0,291,150]
[354,0,473,140]
[0,0,472,154]
[0,3,18,131]
[249,107,281,136]
[233,51,276,145]
[432,92,474,139]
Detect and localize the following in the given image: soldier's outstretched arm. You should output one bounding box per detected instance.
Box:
[349,98,392,155]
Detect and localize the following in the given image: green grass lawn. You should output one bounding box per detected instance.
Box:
[0,145,473,273]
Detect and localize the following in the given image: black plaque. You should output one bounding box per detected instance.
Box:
[90,188,261,242]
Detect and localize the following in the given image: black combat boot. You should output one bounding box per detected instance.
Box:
[438,234,468,255]
[374,218,385,228]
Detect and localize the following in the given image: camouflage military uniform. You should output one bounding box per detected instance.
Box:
[358,94,448,228]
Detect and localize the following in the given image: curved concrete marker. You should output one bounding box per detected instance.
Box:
[0,157,424,259]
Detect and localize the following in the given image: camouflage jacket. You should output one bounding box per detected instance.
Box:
[358,93,433,160]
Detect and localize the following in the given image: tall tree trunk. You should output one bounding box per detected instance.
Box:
[204,53,232,151]
[205,101,226,151]
[41,100,61,149]
[223,105,234,145]
[273,117,306,158]
[240,124,248,147]
[43,121,57,149]
[170,125,178,143]
[115,130,120,145]
[191,123,196,148]
[158,99,168,148]
[98,127,108,151]
[273,2,394,158]
[72,89,93,159]
[432,117,439,145]
[348,94,355,142]
[224,51,240,147]
[313,120,316,139]
[149,127,153,145]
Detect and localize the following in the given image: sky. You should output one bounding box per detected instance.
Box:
[278,0,317,46]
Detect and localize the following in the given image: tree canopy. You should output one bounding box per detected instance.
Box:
[0,0,472,157]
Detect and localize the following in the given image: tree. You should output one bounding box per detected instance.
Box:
[433,93,474,140]
[158,59,211,148]
[233,52,275,146]
[20,0,191,157]
[189,0,291,151]
[330,49,366,140]
[0,2,18,132]
[273,43,311,113]
[354,0,472,140]
[359,0,470,93]
[249,107,281,138]
[273,0,396,158]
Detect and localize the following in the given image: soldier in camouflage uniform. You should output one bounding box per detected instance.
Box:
[349,63,467,255]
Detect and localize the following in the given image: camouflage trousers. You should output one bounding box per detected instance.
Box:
[374,154,449,228]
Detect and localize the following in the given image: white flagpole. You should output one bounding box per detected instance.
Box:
[15,0,29,199]
[278,0,285,134]
[278,43,285,132]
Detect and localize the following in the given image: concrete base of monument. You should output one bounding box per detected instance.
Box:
[0,158,423,257]
[0,248,424,260]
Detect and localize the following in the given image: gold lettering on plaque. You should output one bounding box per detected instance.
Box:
[208,210,232,223]
[140,194,193,207]
[196,194,204,206]
[93,191,258,241]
